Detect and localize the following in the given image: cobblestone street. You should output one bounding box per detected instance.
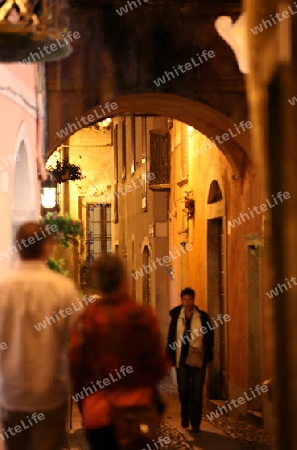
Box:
[65,376,273,450]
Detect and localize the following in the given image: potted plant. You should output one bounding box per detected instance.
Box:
[47,158,84,183]
[184,191,195,219]
[40,213,84,248]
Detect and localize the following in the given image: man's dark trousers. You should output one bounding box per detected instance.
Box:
[176,365,206,428]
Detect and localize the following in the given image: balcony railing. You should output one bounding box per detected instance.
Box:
[0,0,73,62]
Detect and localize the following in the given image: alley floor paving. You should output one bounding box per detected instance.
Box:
[65,389,272,450]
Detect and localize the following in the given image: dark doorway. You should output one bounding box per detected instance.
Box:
[142,246,151,305]
[247,244,263,411]
[207,218,227,400]
[131,241,136,299]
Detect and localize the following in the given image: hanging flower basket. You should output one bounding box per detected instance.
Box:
[47,158,84,184]
[60,170,70,182]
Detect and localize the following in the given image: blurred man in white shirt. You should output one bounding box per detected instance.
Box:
[0,222,78,450]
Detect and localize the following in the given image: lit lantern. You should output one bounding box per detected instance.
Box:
[41,174,57,210]
[0,0,73,62]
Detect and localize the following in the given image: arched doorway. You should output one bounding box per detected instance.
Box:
[13,141,32,214]
[12,139,35,266]
[142,245,151,305]
[206,180,227,401]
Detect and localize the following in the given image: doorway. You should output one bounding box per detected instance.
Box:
[142,245,151,305]
[207,217,227,400]
[12,141,34,268]
[247,242,263,411]
[131,240,136,299]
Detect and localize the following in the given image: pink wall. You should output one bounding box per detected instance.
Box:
[0,63,45,277]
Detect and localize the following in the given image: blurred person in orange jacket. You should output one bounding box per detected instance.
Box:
[69,253,169,450]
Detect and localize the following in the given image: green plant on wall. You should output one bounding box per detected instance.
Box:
[47,257,68,276]
[183,191,195,219]
[47,158,84,183]
[40,213,84,248]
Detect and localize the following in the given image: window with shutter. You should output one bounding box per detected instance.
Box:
[113,124,119,223]
[131,115,136,175]
[149,130,170,190]
[181,123,188,181]
[121,118,126,181]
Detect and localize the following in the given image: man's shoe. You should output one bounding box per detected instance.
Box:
[181,418,189,428]
[191,426,200,432]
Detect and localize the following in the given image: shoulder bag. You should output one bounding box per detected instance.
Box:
[186,345,204,368]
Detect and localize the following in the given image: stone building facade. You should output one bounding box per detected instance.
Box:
[109,113,271,424]
[56,107,271,425]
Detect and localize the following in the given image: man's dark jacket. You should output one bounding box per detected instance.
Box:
[166,305,214,367]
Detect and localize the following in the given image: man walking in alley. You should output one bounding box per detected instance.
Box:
[167,287,214,432]
[0,222,78,450]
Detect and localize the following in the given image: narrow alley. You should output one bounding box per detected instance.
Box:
[66,376,272,450]
[0,1,296,449]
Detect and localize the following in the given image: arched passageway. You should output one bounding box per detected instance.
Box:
[49,93,251,180]
[52,95,265,425]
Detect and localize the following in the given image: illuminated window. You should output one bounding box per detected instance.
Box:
[181,123,188,181]
[87,203,112,256]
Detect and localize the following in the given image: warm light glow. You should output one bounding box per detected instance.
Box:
[214,13,249,74]
[46,151,60,170]
[100,118,112,127]
[96,118,112,131]
[41,188,56,208]
[187,125,195,135]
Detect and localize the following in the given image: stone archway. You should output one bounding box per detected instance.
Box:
[48,93,251,180]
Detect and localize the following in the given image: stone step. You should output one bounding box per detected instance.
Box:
[245,409,264,426]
